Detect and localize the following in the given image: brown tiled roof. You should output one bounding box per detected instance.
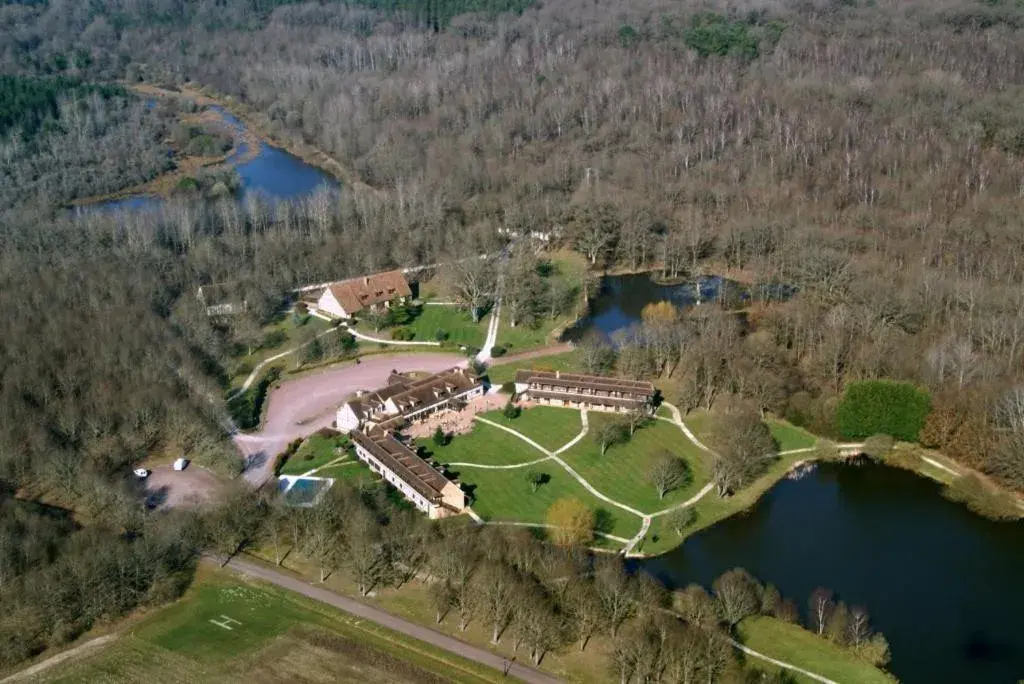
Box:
[325,270,411,315]
[343,367,479,424]
[387,367,481,414]
[349,429,450,502]
[514,370,654,397]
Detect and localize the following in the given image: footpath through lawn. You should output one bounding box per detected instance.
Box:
[557,413,712,515]
[479,406,583,452]
[737,616,896,684]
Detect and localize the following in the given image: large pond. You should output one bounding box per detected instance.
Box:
[641,461,1024,684]
[563,273,790,342]
[87,107,338,213]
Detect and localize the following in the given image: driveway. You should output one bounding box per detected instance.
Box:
[235,353,465,486]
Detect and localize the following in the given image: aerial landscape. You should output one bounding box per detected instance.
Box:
[1,0,1024,682]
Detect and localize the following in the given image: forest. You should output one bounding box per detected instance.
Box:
[1,0,1024,676]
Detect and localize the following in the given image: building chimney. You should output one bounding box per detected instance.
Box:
[556,371,560,379]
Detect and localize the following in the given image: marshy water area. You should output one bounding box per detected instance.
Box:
[641,461,1024,683]
[78,106,338,214]
[563,272,793,342]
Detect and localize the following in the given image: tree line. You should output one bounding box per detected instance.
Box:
[204,476,890,682]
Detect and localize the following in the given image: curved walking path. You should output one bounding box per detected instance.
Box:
[447,455,553,470]
[223,557,561,684]
[729,638,838,684]
[343,323,441,347]
[471,409,722,556]
[475,302,501,362]
[474,415,646,519]
[228,325,348,399]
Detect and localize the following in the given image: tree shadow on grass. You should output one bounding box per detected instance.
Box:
[594,507,617,536]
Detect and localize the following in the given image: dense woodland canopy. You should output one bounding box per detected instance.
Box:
[1,0,1024,673]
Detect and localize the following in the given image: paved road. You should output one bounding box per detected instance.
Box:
[224,557,561,684]
[235,353,465,486]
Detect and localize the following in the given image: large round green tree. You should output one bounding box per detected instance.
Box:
[837,380,932,442]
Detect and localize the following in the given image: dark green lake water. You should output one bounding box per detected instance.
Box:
[641,461,1024,683]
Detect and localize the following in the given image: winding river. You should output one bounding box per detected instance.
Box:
[641,461,1024,683]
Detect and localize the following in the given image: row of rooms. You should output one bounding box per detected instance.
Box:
[352,441,439,516]
[516,383,650,401]
[531,395,647,413]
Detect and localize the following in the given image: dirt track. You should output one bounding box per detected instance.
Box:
[235,354,465,486]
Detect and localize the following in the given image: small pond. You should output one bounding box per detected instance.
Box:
[640,461,1024,683]
[562,273,792,343]
[84,107,338,214]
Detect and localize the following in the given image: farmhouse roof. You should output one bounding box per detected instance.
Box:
[387,367,480,413]
[325,270,411,314]
[514,370,655,397]
[349,429,449,501]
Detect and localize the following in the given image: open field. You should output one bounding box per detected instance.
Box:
[29,569,504,684]
[455,465,642,542]
[409,306,488,347]
[737,616,896,684]
[277,432,349,475]
[420,422,551,467]
[558,414,711,514]
[487,351,583,385]
[495,316,573,355]
[241,550,617,683]
[683,411,817,453]
[480,406,583,451]
[767,420,818,451]
[356,306,489,347]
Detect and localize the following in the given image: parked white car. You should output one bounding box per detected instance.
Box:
[172,458,188,471]
[133,468,150,479]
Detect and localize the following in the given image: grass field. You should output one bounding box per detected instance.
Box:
[37,569,504,684]
[487,351,582,385]
[279,433,349,475]
[737,616,897,684]
[494,315,573,355]
[768,419,817,451]
[421,422,549,466]
[480,406,583,451]
[558,414,711,514]
[317,462,376,485]
[407,306,488,347]
[455,465,642,542]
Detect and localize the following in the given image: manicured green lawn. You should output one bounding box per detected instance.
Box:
[737,616,897,684]
[420,422,548,466]
[407,305,488,347]
[456,465,641,542]
[769,419,817,452]
[495,315,573,354]
[480,406,583,451]
[318,462,376,486]
[45,570,504,684]
[279,433,349,476]
[558,414,711,515]
[487,350,582,385]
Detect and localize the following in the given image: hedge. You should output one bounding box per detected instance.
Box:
[836,380,931,442]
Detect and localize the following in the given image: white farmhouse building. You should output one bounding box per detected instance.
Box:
[514,370,655,414]
[337,367,485,432]
[315,270,412,319]
[349,429,465,519]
